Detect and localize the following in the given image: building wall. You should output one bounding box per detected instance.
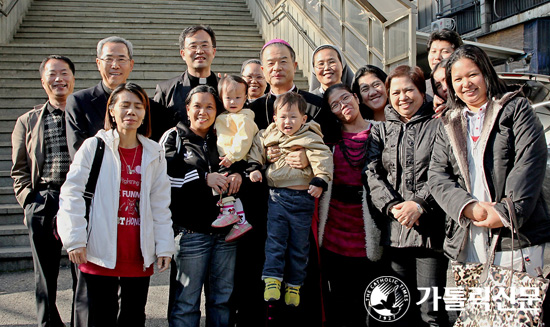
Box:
[477,24,524,51]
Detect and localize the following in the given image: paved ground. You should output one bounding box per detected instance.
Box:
[0,265,203,327]
[2,252,548,326]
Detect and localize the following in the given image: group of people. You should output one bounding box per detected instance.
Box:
[11,24,550,327]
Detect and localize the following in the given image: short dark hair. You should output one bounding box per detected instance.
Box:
[218,75,248,99]
[179,25,216,50]
[427,29,463,51]
[260,42,296,63]
[430,58,449,99]
[185,85,223,116]
[386,65,426,97]
[445,44,507,109]
[105,83,152,138]
[39,55,75,76]
[274,92,307,116]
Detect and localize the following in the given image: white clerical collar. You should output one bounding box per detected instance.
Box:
[270,85,296,97]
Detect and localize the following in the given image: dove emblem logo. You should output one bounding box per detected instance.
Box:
[364,276,410,322]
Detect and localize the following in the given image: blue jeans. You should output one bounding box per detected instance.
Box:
[169,230,237,327]
[262,188,315,286]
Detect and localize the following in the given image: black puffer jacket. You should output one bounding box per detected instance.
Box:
[428,90,550,260]
[363,102,446,249]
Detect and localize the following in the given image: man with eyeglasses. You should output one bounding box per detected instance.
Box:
[65,36,135,159]
[154,25,218,125]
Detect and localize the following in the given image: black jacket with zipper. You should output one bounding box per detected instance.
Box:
[363,102,446,250]
[160,122,237,234]
[428,90,550,260]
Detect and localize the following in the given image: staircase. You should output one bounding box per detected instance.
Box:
[0,0,309,271]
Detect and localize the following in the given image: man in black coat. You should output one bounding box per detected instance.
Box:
[154,25,219,126]
[65,36,135,159]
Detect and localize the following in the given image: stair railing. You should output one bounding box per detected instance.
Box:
[246,0,417,84]
[0,0,33,44]
[1,0,19,16]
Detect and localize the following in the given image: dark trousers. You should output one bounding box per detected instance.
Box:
[81,272,150,327]
[71,263,88,327]
[389,247,449,327]
[321,248,388,327]
[26,189,64,327]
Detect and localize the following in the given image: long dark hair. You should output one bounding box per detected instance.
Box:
[352,65,388,119]
[445,45,507,109]
[105,83,152,137]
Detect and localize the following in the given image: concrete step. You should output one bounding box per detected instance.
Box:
[0,58,260,71]
[0,142,12,157]
[11,38,264,49]
[19,21,258,32]
[0,186,17,203]
[0,224,28,247]
[31,0,248,8]
[0,119,17,131]
[26,7,253,20]
[0,246,69,272]
[0,211,23,226]
[0,51,263,63]
[0,46,261,58]
[0,246,34,271]
[0,171,14,187]
[13,32,262,43]
[0,133,14,144]
[25,7,253,18]
[0,155,13,171]
[21,16,258,28]
[0,203,22,215]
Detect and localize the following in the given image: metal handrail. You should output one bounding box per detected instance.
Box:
[256,0,317,50]
[1,0,19,16]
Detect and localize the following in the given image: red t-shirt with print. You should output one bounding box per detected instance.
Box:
[80,144,153,277]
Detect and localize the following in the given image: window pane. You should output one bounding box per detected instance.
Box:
[323,8,341,42]
[305,0,320,23]
[345,0,368,34]
[325,0,341,13]
[344,28,367,67]
[371,19,383,53]
[388,19,408,60]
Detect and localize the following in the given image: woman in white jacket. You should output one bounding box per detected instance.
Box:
[57,83,175,327]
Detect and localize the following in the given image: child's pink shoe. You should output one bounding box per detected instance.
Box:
[225,222,253,242]
[211,213,240,228]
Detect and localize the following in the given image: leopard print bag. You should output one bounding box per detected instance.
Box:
[453,198,549,327]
